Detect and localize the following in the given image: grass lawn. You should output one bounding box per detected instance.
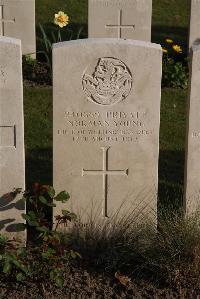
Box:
[152,0,190,45]
[24,87,52,186]
[159,88,187,207]
[36,0,190,45]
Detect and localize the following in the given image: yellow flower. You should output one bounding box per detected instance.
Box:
[162,48,168,54]
[172,44,182,53]
[165,38,173,44]
[54,11,69,28]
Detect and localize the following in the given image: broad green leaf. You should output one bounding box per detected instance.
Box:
[47,186,55,198]
[16,272,25,282]
[28,211,37,220]
[39,196,48,205]
[21,214,31,222]
[3,262,12,274]
[61,210,70,216]
[55,277,64,288]
[36,226,49,233]
[62,210,77,221]
[42,248,56,259]
[70,250,78,259]
[47,202,56,207]
[55,191,70,203]
[27,220,39,227]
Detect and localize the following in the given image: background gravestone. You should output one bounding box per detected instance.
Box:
[0,36,25,237]
[53,39,162,224]
[184,44,200,213]
[189,0,200,49]
[88,0,152,41]
[0,0,35,55]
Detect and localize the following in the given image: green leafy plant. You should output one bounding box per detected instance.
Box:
[22,55,36,81]
[37,11,83,75]
[0,184,80,287]
[21,183,80,287]
[21,183,72,232]
[162,38,188,89]
[22,54,51,85]
[0,235,30,282]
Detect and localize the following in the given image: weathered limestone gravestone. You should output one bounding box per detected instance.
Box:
[0,0,35,55]
[189,0,200,49]
[88,0,152,41]
[0,36,25,236]
[53,39,162,224]
[184,44,200,213]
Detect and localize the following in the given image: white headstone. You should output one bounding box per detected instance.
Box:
[0,0,35,56]
[189,0,200,49]
[184,44,200,213]
[88,0,152,41]
[0,36,25,237]
[53,39,162,225]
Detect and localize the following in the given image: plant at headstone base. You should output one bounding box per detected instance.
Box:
[38,11,83,76]
[69,203,152,273]
[22,55,36,81]
[162,38,188,89]
[0,234,30,282]
[22,54,51,85]
[18,183,80,287]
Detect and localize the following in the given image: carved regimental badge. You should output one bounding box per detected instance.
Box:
[82,57,133,106]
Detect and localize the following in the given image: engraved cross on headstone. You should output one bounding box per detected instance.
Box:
[105,9,135,38]
[82,147,128,217]
[0,5,15,36]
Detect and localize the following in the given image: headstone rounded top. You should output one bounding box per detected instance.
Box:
[53,38,161,51]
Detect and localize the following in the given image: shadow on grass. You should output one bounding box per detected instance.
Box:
[26,147,52,187]
[158,149,185,214]
[152,25,188,49]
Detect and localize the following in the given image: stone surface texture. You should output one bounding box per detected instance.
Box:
[0,36,25,236]
[184,44,200,213]
[53,38,162,224]
[0,0,35,55]
[189,0,200,49]
[88,0,152,41]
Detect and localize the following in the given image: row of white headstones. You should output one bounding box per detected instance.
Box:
[1,0,200,240]
[0,0,199,53]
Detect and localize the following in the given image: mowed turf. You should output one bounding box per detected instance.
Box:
[29,0,189,203]
[24,87,52,186]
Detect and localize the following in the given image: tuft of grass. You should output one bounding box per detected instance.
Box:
[142,212,200,293]
[70,207,153,272]
[69,209,200,295]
